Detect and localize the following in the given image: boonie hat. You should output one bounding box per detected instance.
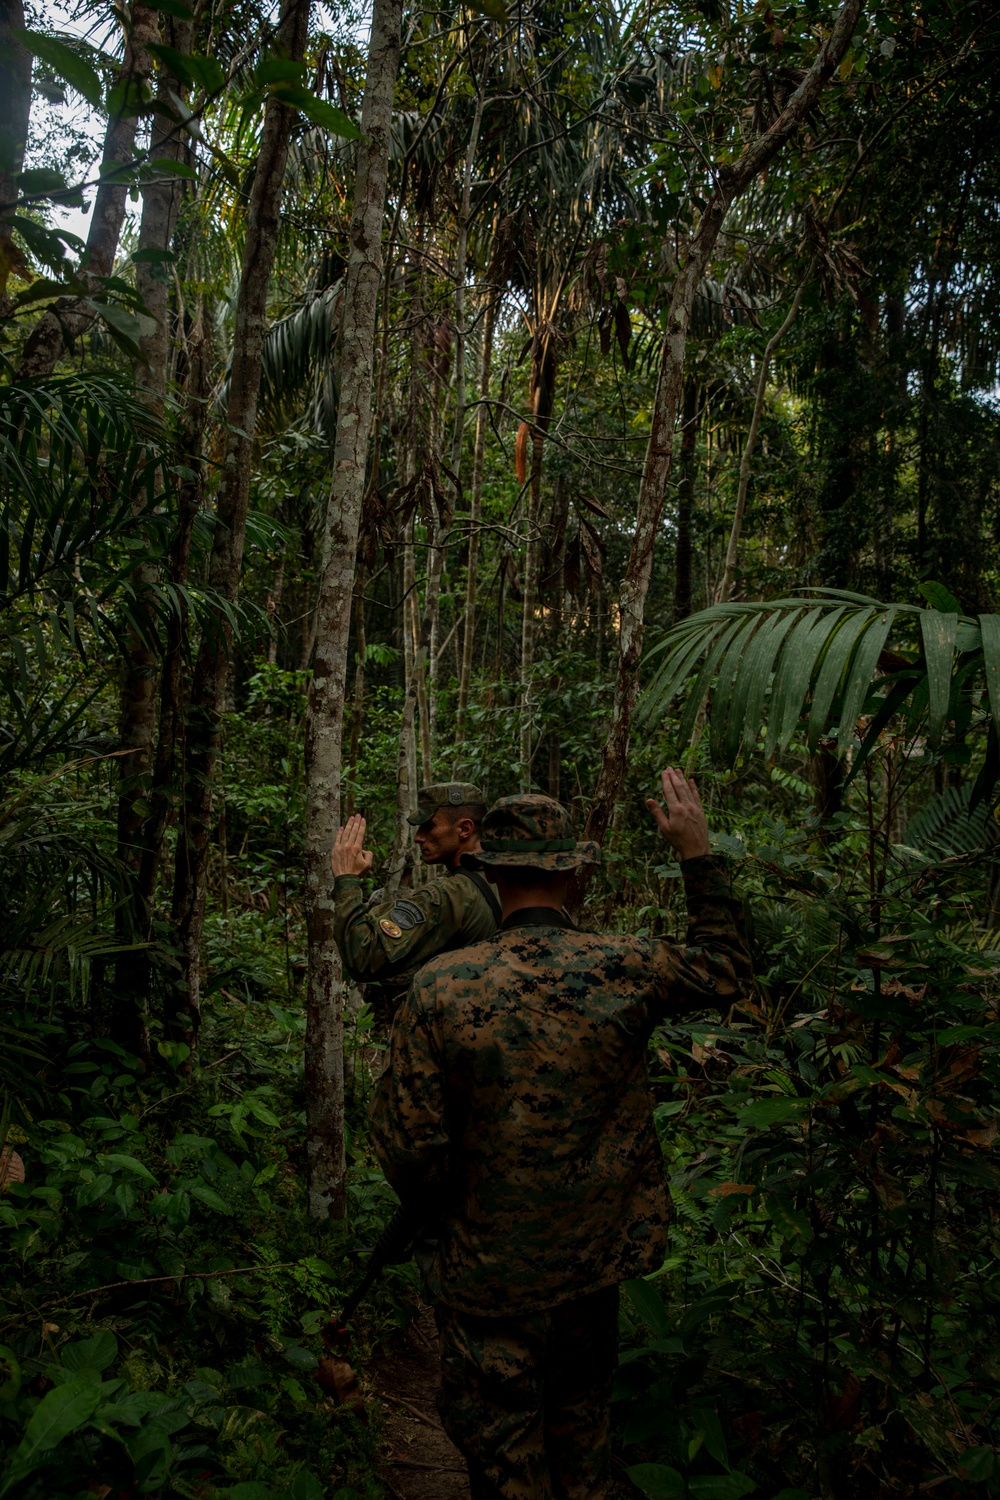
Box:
[407,782,487,827]
[463,794,600,871]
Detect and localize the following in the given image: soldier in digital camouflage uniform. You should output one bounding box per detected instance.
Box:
[330,783,501,1021]
[369,770,752,1500]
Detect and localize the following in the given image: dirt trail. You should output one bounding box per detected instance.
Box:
[370,1303,471,1500]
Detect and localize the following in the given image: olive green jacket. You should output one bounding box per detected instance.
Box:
[332,867,500,991]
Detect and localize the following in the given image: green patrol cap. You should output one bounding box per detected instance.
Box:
[406,782,487,827]
[463,794,601,872]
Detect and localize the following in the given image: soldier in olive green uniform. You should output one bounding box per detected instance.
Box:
[330,783,501,1018]
[370,773,752,1500]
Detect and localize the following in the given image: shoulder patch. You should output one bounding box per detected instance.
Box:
[391,899,426,931]
[379,917,403,939]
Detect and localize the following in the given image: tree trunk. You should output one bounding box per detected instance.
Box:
[16,3,160,378]
[584,0,863,851]
[0,0,32,241]
[519,335,556,787]
[344,567,366,817]
[673,380,699,623]
[302,0,402,1220]
[114,18,195,1058]
[453,281,499,761]
[169,0,310,1049]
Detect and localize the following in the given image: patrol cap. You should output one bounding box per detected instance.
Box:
[463,793,600,872]
[406,782,487,827]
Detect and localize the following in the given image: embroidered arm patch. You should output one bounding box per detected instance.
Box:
[390,899,427,931]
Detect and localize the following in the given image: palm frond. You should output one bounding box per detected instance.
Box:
[640,589,1000,784]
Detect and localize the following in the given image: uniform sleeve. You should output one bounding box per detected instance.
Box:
[369,979,450,1205]
[648,855,752,1019]
[331,873,465,983]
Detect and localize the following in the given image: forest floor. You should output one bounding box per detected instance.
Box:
[370,1304,472,1500]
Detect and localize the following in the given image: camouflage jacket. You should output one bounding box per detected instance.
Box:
[369,855,751,1315]
[332,867,500,991]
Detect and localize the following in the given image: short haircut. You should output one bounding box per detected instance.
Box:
[439,802,486,833]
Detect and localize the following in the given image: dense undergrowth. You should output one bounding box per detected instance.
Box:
[4,663,1000,1498]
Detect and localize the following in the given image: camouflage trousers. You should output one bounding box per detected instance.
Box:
[435,1282,619,1500]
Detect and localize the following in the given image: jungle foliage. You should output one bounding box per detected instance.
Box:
[2,0,1000,1495]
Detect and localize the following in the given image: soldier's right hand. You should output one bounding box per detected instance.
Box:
[332,815,375,878]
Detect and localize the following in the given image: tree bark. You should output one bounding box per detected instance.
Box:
[302,0,402,1220]
[453,280,498,761]
[0,0,32,241]
[16,3,160,378]
[169,0,310,1049]
[584,0,863,850]
[344,567,366,817]
[519,335,556,787]
[672,380,700,623]
[114,20,196,1056]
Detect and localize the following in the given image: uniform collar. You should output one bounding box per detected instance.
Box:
[501,906,577,932]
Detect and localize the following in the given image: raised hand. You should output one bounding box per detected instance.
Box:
[331,814,374,878]
[645,767,711,861]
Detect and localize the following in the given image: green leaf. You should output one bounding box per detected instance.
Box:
[61,1331,117,1373]
[919,579,962,614]
[623,1278,672,1337]
[979,614,1000,723]
[690,1406,728,1469]
[14,167,74,201]
[148,44,225,93]
[15,30,103,107]
[807,608,873,750]
[99,1153,156,1183]
[836,609,895,748]
[626,1463,686,1499]
[466,0,507,17]
[920,608,958,746]
[769,604,843,756]
[738,1097,806,1128]
[142,157,199,180]
[189,1182,230,1213]
[254,57,307,87]
[0,1376,102,1494]
[270,86,362,139]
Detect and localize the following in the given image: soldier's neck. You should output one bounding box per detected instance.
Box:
[444,837,481,873]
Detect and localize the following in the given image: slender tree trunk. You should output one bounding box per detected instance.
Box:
[519,336,556,787]
[267,545,287,664]
[717,266,810,603]
[134,298,213,935]
[583,0,863,852]
[302,0,402,1220]
[16,3,160,378]
[114,19,196,1057]
[169,0,310,1049]
[0,0,32,242]
[673,380,700,623]
[344,567,366,817]
[454,282,498,761]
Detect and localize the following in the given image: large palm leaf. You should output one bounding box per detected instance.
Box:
[639,587,1000,786]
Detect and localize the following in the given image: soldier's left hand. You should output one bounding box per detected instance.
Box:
[332,815,374,878]
[646,768,711,861]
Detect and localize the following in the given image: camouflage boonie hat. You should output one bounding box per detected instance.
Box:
[407,782,487,827]
[463,794,601,871]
